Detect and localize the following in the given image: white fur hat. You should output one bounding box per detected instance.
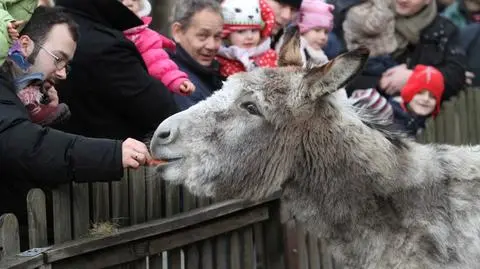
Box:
[137,0,152,17]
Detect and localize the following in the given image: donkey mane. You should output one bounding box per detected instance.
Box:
[150,48,480,269]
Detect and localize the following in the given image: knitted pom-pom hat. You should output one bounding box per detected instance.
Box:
[400,65,444,117]
[222,0,275,38]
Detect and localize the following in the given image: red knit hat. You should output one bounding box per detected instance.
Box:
[221,0,275,39]
[400,65,445,117]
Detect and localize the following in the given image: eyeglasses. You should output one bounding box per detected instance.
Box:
[39,45,71,74]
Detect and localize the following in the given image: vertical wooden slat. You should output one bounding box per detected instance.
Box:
[467,89,477,143]
[254,223,266,269]
[146,169,162,220]
[201,240,214,269]
[243,227,255,269]
[52,184,72,244]
[129,168,147,269]
[183,186,199,269]
[283,219,298,269]
[71,183,89,239]
[197,195,215,269]
[166,183,181,269]
[129,168,146,225]
[230,231,241,269]
[185,243,200,269]
[266,201,286,269]
[424,118,436,143]
[307,233,320,269]
[320,239,334,269]
[296,222,308,269]
[443,102,457,144]
[456,91,469,144]
[111,171,130,227]
[27,189,48,248]
[146,168,163,269]
[474,90,480,145]
[215,235,229,269]
[91,182,110,223]
[435,109,446,144]
[0,213,20,259]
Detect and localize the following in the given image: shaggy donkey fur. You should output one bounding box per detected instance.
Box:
[150,48,480,269]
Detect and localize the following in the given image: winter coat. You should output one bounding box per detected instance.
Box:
[459,23,480,87]
[124,16,189,94]
[216,39,277,77]
[54,0,178,141]
[345,16,466,102]
[168,44,224,111]
[390,99,427,138]
[0,0,38,65]
[441,1,479,29]
[0,71,123,234]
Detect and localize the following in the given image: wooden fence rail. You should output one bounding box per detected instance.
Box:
[0,198,283,269]
[0,87,478,268]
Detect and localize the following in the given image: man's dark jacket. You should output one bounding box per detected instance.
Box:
[54,0,178,141]
[0,71,123,234]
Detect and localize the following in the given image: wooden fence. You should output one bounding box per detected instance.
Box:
[0,87,478,268]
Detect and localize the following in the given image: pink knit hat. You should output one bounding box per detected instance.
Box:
[297,0,334,34]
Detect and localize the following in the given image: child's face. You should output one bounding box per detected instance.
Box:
[120,0,142,15]
[302,27,329,50]
[408,89,436,116]
[228,29,261,49]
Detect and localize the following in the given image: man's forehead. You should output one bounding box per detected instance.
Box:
[190,11,223,30]
[44,24,76,59]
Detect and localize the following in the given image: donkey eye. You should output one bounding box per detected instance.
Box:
[241,102,261,116]
[235,8,242,13]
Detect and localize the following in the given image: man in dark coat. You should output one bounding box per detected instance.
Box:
[459,23,480,87]
[54,0,178,141]
[0,7,151,249]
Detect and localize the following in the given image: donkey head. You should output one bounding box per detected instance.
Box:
[150,48,369,200]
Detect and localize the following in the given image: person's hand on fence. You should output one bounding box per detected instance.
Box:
[466,71,475,85]
[122,138,152,168]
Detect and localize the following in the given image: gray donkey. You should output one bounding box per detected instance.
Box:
[149,48,480,269]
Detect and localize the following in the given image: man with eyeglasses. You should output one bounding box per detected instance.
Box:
[0,6,153,248]
[53,0,179,141]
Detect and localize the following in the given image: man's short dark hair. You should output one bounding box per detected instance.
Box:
[20,6,79,61]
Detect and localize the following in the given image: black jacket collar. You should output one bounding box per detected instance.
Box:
[56,0,142,31]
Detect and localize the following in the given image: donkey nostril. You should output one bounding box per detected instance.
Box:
[248,15,253,19]
[158,131,171,139]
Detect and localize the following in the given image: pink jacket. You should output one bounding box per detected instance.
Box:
[124,17,188,94]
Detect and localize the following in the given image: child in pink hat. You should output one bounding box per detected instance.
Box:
[276,0,334,67]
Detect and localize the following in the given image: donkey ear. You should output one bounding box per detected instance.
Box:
[302,47,369,100]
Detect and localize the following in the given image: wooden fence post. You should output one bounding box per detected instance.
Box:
[0,213,20,260]
[27,189,48,249]
[52,184,72,244]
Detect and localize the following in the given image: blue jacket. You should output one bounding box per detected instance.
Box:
[168,45,223,111]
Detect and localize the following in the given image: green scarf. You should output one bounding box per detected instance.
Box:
[394,1,437,54]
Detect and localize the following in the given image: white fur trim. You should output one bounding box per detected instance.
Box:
[137,0,152,17]
[217,38,272,71]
